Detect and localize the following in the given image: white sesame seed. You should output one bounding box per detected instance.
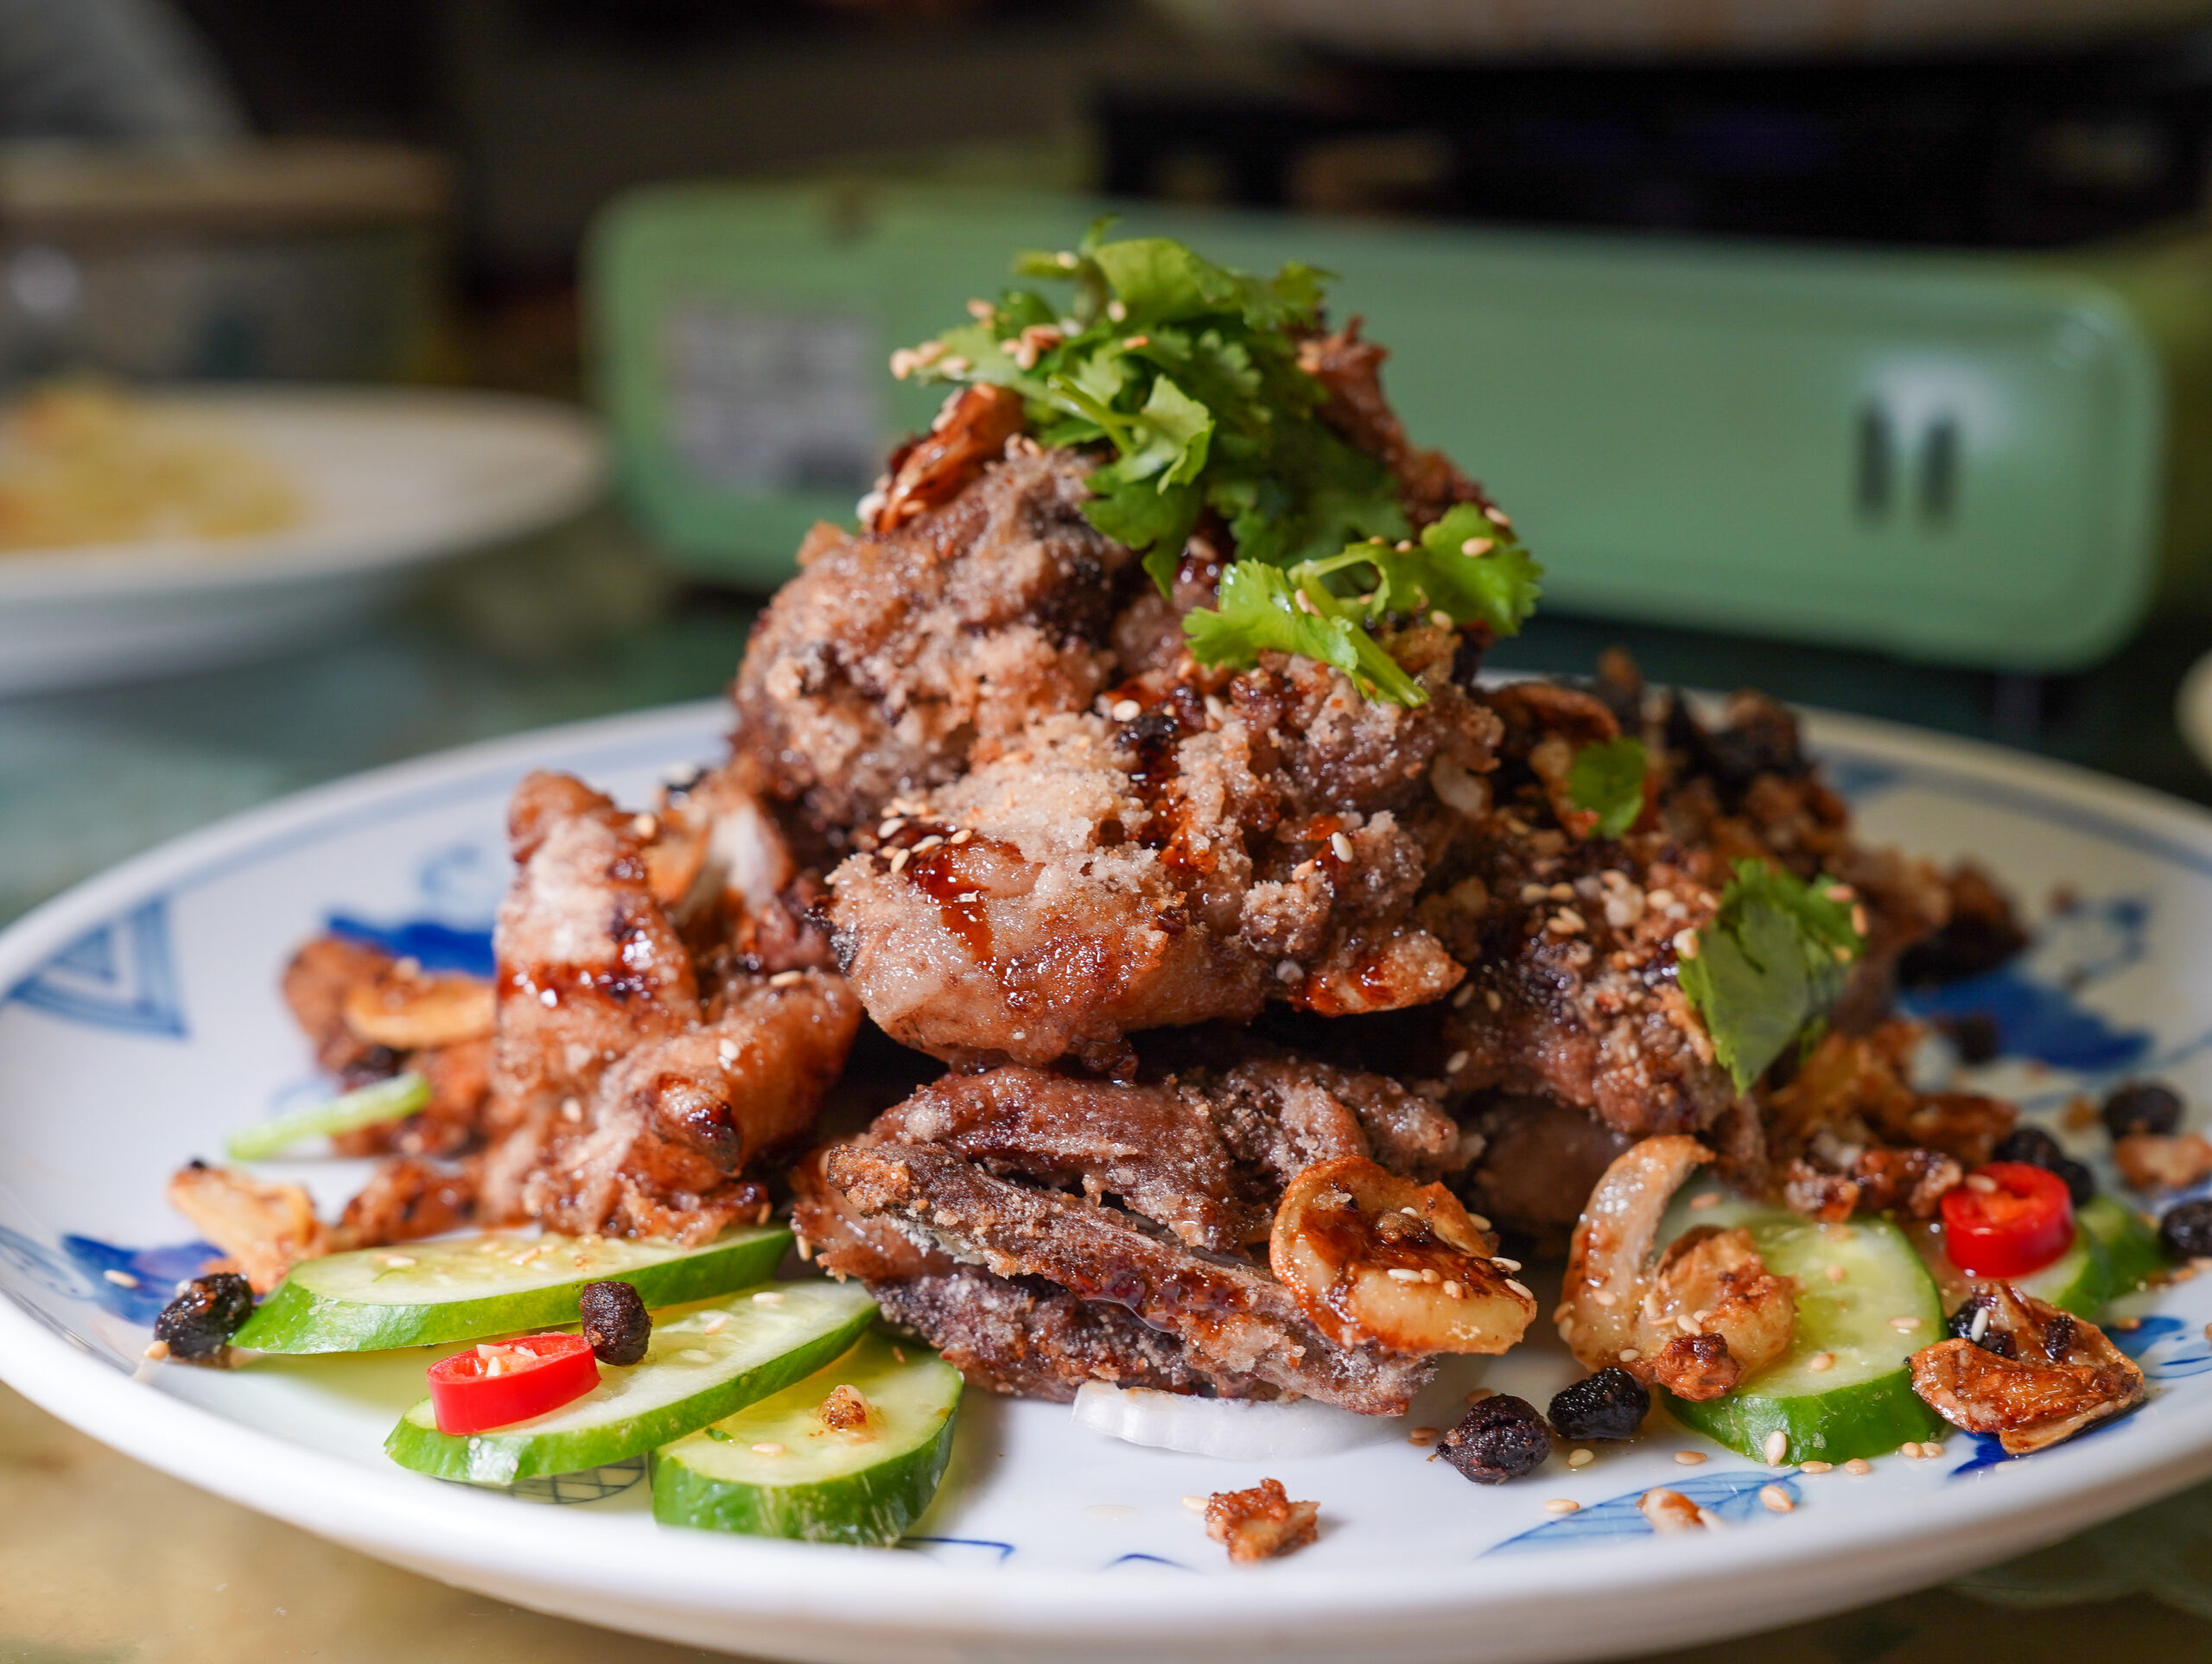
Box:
[1800,1460,1833,1474]
[1845,1458,1872,1475]
[1444,1281,1464,1299]
[631,812,658,839]
[1548,882,1575,900]
[1276,959,1303,984]
[1567,1449,1594,1468]
[1673,928,1700,959]
[1452,983,1474,1007]
[1807,1352,1834,1372]
[1430,610,1453,629]
[102,1269,139,1288]
[1763,1431,1789,1465]
[717,1039,740,1064]
[1505,1280,1534,1300]
[1888,1316,1922,1331]
[950,828,974,845]
[1593,1291,1618,1307]
[1616,1345,1637,1360]
[1111,698,1141,722]
[753,1291,785,1305]
[1519,883,1548,904]
[1543,1499,1580,1515]
[1647,888,1675,910]
[1825,1264,1847,1283]
[1689,1192,1720,1210]
[1408,1426,1440,1446]
[1552,908,1586,935]
[380,1254,417,1269]
[1491,1257,1522,1272]
[1330,831,1357,863]
[1484,988,1503,1012]
[1674,1451,1706,1466]
[1387,1267,1423,1282]
[1965,1174,1997,1194]
[1759,1485,1794,1514]
[1968,1306,1990,1343]
[1182,1495,1207,1512]
[769,969,805,988]
[143,1340,169,1361]
[1465,1388,1495,1406]
[1460,537,1494,557]
[879,818,906,838]
[1420,1267,1442,1285]
[701,1314,728,1335]
[888,848,911,875]
[1446,1050,1471,1073]
[752,1442,787,1456]
[1923,1442,1946,1459]
[1899,1442,1924,1459]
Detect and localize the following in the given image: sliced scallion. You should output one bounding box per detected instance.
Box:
[226,1073,429,1161]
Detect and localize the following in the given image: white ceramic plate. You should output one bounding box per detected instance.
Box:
[3,702,2211,1664]
[0,387,605,695]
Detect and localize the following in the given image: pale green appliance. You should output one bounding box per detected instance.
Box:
[588,181,2212,670]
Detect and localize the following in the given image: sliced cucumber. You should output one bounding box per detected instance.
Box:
[1657,1195,1945,1464]
[2081,1196,2164,1299]
[2015,1222,2112,1318]
[236,1225,790,1354]
[652,1332,961,1546]
[385,1280,876,1483]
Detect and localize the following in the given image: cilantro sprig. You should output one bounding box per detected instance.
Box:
[1677,860,1866,1092]
[1567,736,1649,839]
[898,225,1541,706]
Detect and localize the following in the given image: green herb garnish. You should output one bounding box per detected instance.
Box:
[226,1072,429,1161]
[899,225,1539,705]
[1676,860,1866,1092]
[1567,736,1649,840]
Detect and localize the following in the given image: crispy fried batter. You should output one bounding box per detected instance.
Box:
[827,639,1495,1069]
[731,448,1133,848]
[1205,1477,1319,1563]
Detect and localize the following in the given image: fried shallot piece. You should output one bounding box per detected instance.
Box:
[1299,317,1490,530]
[279,935,493,1159]
[870,384,1028,533]
[477,770,860,1242]
[1558,1135,1796,1402]
[731,445,1134,851]
[1764,1021,2012,1223]
[1911,1284,2145,1454]
[827,633,1496,1070]
[807,1046,1478,1413]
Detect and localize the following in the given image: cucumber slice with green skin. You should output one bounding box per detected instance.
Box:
[652,1332,961,1546]
[385,1280,876,1483]
[2013,1222,2111,1318]
[2081,1195,2164,1299]
[1656,1196,1946,1464]
[235,1225,791,1354]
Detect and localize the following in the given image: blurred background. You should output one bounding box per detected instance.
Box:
[14,4,2212,1661]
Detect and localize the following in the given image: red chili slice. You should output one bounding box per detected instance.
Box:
[428,1332,600,1435]
[1942,1161,2075,1278]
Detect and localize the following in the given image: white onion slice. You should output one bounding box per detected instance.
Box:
[1071,1380,1391,1460]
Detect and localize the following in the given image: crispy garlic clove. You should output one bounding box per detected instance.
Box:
[1634,1225,1796,1401]
[1560,1134,1711,1372]
[166,1162,328,1293]
[341,967,494,1051]
[1269,1155,1535,1356]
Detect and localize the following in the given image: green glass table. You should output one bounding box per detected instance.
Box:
[6,505,2212,1662]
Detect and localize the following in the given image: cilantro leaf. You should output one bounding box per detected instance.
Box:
[1677,860,1866,1091]
[895,232,1534,704]
[1185,561,1426,706]
[1567,736,1649,839]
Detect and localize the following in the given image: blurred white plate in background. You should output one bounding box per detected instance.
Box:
[0,387,605,696]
